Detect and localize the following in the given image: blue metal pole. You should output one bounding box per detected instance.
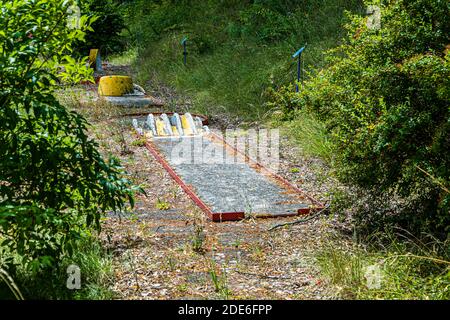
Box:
[181,37,188,66]
[296,55,301,92]
[292,45,306,92]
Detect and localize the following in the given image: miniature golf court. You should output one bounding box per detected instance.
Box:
[129,113,322,222]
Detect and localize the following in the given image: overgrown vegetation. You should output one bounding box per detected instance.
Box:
[0,0,135,299]
[271,0,450,236]
[121,0,364,120]
[76,0,127,56]
[1,0,448,300]
[270,0,449,299]
[122,0,449,235]
[281,103,334,163]
[120,0,449,300]
[317,230,450,299]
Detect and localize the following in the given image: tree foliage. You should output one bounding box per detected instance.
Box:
[77,0,127,56]
[0,0,135,272]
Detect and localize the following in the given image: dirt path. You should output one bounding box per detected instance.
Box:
[74,64,343,299]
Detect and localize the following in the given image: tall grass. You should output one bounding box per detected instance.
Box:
[285,108,334,163]
[108,47,138,66]
[208,258,231,299]
[0,237,115,300]
[123,0,364,122]
[317,230,450,299]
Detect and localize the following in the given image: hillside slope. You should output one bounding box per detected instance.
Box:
[120,0,364,120]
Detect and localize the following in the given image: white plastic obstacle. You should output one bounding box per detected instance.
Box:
[172,113,184,136]
[161,113,173,136]
[184,112,197,135]
[135,113,209,138]
[146,114,157,136]
[132,118,143,135]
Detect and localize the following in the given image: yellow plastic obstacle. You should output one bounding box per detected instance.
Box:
[181,114,194,135]
[89,49,98,68]
[98,75,133,97]
[155,118,168,136]
[171,126,179,136]
[134,113,209,138]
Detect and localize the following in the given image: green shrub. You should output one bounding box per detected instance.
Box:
[272,0,450,235]
[0,0,135,274]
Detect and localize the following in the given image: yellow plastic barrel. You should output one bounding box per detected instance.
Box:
[98,75,133,97]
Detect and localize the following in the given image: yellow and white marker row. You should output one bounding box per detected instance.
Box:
[133,113,209,139]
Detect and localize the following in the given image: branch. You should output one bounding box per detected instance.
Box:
[267,205,330,231]
[235,270,290,280]
[0,268,24,300]
[415,165,449,194]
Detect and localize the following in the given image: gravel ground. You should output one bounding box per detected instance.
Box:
[89,116,344,300]
[74,63,347,300]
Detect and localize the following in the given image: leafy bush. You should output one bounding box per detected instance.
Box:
[271,0,450,235]
[0,0,135,273]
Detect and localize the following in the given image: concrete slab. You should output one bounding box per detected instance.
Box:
[104,95,163,107]
[152,136,310,218]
